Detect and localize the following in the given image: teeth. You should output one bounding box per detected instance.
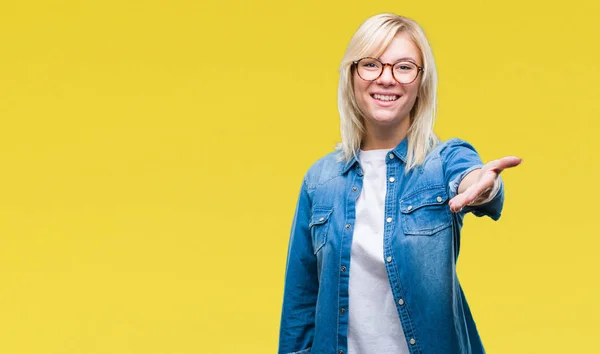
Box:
[373,94,398,101]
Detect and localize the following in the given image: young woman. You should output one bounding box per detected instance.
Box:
[278,13,521,354]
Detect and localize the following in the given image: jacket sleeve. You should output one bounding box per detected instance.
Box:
[278,178,319,354]
[442,138,505,221]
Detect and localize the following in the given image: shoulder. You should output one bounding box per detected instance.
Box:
[429,138,480,162]
[432,138,477,155]
[303,150,347,189]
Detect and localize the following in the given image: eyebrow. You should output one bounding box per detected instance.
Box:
[379,56,419,63]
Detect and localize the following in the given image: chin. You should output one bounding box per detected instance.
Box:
[369,111,405,125]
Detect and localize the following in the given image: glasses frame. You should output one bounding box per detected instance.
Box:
[352,57,424,85]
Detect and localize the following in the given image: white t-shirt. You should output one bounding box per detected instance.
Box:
[347,149,410,354]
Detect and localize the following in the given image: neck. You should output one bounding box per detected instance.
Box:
[361,117,410,151]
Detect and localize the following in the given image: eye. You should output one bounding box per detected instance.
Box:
[394,62,416,71]
[358,59,381,70]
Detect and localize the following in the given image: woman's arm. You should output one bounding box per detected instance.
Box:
[278,179,318,354]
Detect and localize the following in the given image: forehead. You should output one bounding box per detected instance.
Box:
[377,32,422,63]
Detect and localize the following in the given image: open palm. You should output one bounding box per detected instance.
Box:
[449,156,522,213]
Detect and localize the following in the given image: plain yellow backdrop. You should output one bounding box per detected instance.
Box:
[1,0,599,353]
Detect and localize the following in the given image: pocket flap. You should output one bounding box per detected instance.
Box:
[400,187,448,214]
[310,207,333,227]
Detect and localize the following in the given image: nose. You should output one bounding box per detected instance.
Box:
[376,64,397,86]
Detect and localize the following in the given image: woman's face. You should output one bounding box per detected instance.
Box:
[353,32,422,130]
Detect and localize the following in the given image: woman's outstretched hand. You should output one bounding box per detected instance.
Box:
[449,156,523,213]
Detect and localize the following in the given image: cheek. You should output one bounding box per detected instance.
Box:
[404,85,420,105]
[411,81,421,97]
[353,80,365,109]
[353,78,370,106]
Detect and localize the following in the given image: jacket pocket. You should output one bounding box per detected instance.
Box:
[309,207,333,254]
[400,187,451,236]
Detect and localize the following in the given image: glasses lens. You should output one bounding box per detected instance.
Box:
[393,61,419,84]
[356,58,382,81]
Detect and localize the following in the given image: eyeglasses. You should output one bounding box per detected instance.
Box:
[353,57,424,85]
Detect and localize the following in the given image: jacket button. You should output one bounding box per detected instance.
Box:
[339,350,344,354]
[352,186,358,192]
[398,298,405,305]
[409,338,416,345]
[386,256,392,263]
[345,224,351,229]
[437,196,443,202]
[340,308,346,314]
[341,266,347,272]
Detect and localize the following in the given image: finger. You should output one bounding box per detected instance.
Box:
[486,156,523,174]
[449,186,479,212]
[449,195,467,212]
[449,189,478,212]
[449,193,472,212]
[449,175,496,212]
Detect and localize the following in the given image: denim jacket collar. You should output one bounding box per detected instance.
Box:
[341,137,409,174]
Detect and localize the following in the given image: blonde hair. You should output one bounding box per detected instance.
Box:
[337,13,439,170]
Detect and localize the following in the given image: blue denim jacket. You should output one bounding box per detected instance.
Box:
[278,138,504,354]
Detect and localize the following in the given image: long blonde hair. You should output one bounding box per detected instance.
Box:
[337,13,439,170]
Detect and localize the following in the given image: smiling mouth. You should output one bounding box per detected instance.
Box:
[371,94,400,102]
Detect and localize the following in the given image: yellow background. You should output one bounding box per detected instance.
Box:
[1,0,598,353]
